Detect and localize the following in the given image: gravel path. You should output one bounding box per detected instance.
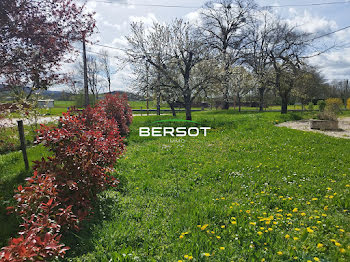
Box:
[276,117,350,139]
[0,116,59,128]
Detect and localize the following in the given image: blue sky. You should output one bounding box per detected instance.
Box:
[59,0,350,92]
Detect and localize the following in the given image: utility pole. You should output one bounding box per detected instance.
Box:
[83,32,89,107]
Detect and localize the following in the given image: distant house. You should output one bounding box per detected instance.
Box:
[38,99,54,108]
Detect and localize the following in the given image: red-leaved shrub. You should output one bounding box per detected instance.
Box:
[98,93,133,136]
[1,98,130,261]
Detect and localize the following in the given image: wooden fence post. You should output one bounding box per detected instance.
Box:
[17,120,29,170]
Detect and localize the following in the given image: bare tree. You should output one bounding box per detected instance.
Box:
[200,0,256,109]
[229,66,255,111]
[100,50,112,93]
[244,11,275,111]
[126,19,213,120]
[267,22,310,114]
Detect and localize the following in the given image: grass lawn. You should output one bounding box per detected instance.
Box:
[0,111,349,261]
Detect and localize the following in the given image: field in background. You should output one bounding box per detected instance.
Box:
[1,111,349,261]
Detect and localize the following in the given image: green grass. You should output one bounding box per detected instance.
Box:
[1,111,349,261]
[0,145,51,247]
[63,111,349,261]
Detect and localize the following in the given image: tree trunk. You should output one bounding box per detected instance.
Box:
[259,87,265,112]
[281,94,288,114]
[156,93,161,116]
[237,93,241,112]
[185,100,192,120]
[168,102,176,117]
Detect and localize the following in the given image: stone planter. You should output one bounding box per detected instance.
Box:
[310,119,339,131]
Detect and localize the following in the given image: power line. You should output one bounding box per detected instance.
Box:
[91,0,350,9]
[310,24,350,41]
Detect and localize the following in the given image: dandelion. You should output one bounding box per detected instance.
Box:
[231,221,237,225]
[339,229,345,233]
[184,255,189,259]
[201,224,209,230]
[188,256,193,260]
[203,253,210,257]
[293,208,298,212]
[307,227,314,233]
[285,234,290,239]
[324,206,328,211]
[246,210,251,214]
[268,228,273,232]
[277,251,283,255]
[314,258,320,261]
[317,243,324,248]
[294,228,300,231]
[335,242,342,247]
[301,212,306,216]
[221,225,225,228]
[293,237,299,240]
[178,260,183,262]
[257,231,263,236]
[249,222,256,226]
[219,247,225,250]
[179,235,184,239]
[339,248,346,253]
[216,236,221,239]
[312,198,318,201]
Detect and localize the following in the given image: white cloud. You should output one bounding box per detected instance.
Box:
[285,10,337,34]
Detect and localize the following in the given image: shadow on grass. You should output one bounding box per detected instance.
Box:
[0,168,33,247]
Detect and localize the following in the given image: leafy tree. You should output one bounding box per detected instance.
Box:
[0,0,95,100]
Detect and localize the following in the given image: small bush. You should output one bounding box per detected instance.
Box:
[1,99,129,261]
[307,102,314,111]
[98,93,133,136]
[317,100,326,112]
[325,98,343,113]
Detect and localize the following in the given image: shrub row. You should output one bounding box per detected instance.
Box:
[0,94,132,261]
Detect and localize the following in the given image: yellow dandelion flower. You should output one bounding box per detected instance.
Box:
[204,253,210,257]
[324,206,328,211]
[307,227,314,233]
[184,255,189,259]
[201,224,209,230]
[219,247,225,250]
[285,234,290,239]
[268,228,273,232]
[257,231,263,236]
[293,237,299,240]
[216,236,221,239]
[335,242,342,247]
[329,195,334,199]
[197,225,201,228]
[312,198,318,201]
[249,222,256,226]
[293,208,298,212]
[314,257,320,261]
[261,259,265,262]
[277,251,283,255]
[339,248,346,253]
[306,201,311,205]
[178,260,183,262]
[221,225,225,228]
[339,229,345,233]
[294,228,300,231]
[188,256,193,260]
[231,221,237,225]
[246,210,251,214]
[179,235,184,239]
[317,243,324,248]
[301,212,306,216]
